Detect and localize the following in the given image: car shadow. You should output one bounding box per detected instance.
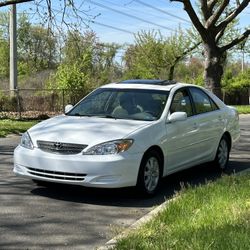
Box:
[30,159,250,208]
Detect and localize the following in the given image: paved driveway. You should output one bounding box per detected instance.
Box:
[0,115,249,249]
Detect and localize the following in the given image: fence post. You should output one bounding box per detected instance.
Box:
[15,88,22,120]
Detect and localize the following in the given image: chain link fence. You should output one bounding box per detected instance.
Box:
[0,88,89,119]
[0,87,249,119]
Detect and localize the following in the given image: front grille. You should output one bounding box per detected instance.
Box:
[27,167,86,181]
[37,140,87,155]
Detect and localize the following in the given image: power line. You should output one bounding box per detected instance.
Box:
[98,0,182,25]
[86,18,134,34]
[29,2,135,35]
[134,0,191,24]
[86,0,176,31]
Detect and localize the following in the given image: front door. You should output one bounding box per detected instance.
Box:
[164,88,200,173]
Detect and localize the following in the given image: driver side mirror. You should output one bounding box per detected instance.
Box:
[65,104,73,113]
[167,112,187,123]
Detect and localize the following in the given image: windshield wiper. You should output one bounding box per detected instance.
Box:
[67,113,92,117]
[68,113,118,119]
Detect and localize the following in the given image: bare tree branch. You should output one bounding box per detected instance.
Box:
[207,0,217,9]
[215,26,227,43]
[170,0,207,41]
[216,0,250,33]
[200,0,209,21]
[221,28,250,52]
[206,0,229,28]
[0,0,34,7]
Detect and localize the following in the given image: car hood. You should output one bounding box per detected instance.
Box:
[28,115,152,147]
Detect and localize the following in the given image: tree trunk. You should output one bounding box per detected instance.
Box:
[203,43,226,100]
[168,65,175,80]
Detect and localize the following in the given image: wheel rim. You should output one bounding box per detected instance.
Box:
[218,139,228,169]
[144,156,160,192]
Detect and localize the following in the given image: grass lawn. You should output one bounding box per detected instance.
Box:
[115,174,250,250]
[234,105,250,114]
[0,119,38,137]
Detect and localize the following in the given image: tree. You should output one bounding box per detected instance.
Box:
[62,30,121,84]
[0,12,9,78]
[170,0,250,98]
[0,0,93,38]
[175,57,204,84]
[17,14,57,72]
[0,40,9,78]
[49,30,121,102]
[124,30,199,80]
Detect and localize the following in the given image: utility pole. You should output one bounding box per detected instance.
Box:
[9,4,17,96]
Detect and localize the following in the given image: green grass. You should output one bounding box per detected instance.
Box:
[0,119,38,137]
[115,174,250,250]
[234,105,250,114]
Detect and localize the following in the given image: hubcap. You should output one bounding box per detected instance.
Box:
[144,156,160,192]
[218,139,228,169]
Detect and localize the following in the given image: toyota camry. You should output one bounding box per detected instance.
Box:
[13,80,240,195]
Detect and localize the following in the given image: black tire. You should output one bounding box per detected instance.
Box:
[214,135,230,170]
[136,150,162,196]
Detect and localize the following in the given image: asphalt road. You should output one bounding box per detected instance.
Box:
[0,115,249,249]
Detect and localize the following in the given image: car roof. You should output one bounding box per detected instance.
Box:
[118,79,177,85]
[101,79,194,91]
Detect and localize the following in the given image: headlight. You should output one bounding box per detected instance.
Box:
[83,139,133,155]
[20,132,34,150]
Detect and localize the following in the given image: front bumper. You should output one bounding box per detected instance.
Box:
[13,145,142,188]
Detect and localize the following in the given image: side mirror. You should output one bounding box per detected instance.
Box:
[167,112,187,123]
[65,104,73,113]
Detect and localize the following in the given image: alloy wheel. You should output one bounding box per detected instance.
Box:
[143,156,160,193]
[217,138,229,169]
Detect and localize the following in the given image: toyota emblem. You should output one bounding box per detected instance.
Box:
[54,142,63,150]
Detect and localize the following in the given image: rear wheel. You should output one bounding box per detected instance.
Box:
[136,150,162,196]
[214,135,230,170]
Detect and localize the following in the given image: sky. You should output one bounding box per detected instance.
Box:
[3,0,247,44]
[78,0,192,44]
[1,0,250,54]
[46,0,250,44]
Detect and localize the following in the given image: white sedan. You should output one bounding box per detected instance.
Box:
[13,80,240,195]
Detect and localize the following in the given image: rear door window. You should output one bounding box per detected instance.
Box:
[189,87,219,114]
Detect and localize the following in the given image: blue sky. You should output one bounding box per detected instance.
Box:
[80,0,192,44]
[3,0,250,46]
[48,0,249,45]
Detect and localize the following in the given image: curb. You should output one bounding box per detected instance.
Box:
[98,168,250,250]
[97,196,177,250]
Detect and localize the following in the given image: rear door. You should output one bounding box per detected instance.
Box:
[188,87,224,160]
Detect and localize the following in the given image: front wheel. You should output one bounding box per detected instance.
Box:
[214,136,230,170]
[136,150,162,196]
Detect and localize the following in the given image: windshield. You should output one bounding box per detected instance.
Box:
[67,88,169,121]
